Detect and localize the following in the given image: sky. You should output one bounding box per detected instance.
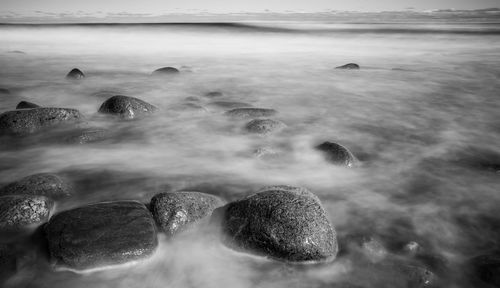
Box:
[1,0,499,14]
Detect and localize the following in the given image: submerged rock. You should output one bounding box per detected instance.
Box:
[150,191,225,236]
[0,195,53,231]
[336,63,360,69]
[44,201,158,270]
[98,95,157,119]
[346,235,387,263]
[16,101,40,109]
[209,101,253,109]
[0,88,10,95]
[66,68,85,79]
[216,185,337,263]
[470,252,500,287]
[152,67,179,75]
[315,141,357,167]
[245,118,286,134]
[0,173,72,199]
[170,103,208,113]
[185,96,200,102]
[204,91,224,98]
[225,108,277,118]
[64,128,111,144]
[0,108,82,136]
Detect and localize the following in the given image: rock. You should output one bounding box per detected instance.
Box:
[209,101,253,109]
[204,91,224,98]
[16,101,40,109]
[7,50,25,54]
[216,185,337,263]
[0,244,17,282]
[470,252,500,287]
[346,235,387,263]
[0,195,53,231]
[44,201,158,270]
[0,88,10,95]
[398,264,436,288]
[98,95,157,119]
[185,96,200,102]
[152,67,179,75]
[64,128,111,144]
[245,119,286,134]
[225,108,277,119]
[0,173,72,199]
[0,108,83,136]
[253,147,281,159]
[336,63,360,69]
[315,141,357,167]
[150,191,225,236]
[66,68,85,79]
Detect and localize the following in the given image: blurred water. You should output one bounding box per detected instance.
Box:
[0,22,499,288]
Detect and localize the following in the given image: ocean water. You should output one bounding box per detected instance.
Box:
[0,21,499,288]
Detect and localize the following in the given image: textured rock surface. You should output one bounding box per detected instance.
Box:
[64,128,111,144]
[150,191,225,236]
[0,108,82,136]
[217,185,337,263]
[66,68,85,79]
[315,141,357,167]
[44,201,158,270]
[98,95,157,119]
[225,108,277,118]
[336,63,360,69]
[0,173,73,199]
[245,119,286,134]
[16,101,40,109]
[152,67,179,75]
[0,195,53,231]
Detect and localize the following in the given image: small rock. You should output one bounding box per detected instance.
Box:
[225,108,277,118]
[0,195,53,231]
[66,68,85,79]
[0,173,73,199]
[204,91,224,98]
[398,264,436,288]
[245,119,286,134]
[215,185,337,263]
[0,88,10,95]
[209,101,253,109]
[347,235,387,263]
[0,108,83,136]
[98,95,157,119]
[185,96,200,102]
[253,147,281,159]
[404,241,421,256]
[16,101,40,109]
[150,191,225,236]
[152,67,179,75]
[7,50,25,54]
[470,252,500,287]
[44,201,158,270]
[64,128,111,144]
[336,63,360,69]
[315,141,357,167]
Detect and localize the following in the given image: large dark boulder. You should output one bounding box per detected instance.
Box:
[315,141,357,167]
[215,185,338,263]
[66,68,85,79]
[0,108,82,136]
[44,201,158,270]
[0,195,53,231]
[336,63,360,69]
[16,101,40,109]
[0,173,73,199]
[152,67,179,75]
[225,108,277,118]
[150,191,225,236]
[98,95,157,119]
[245,119,286,134]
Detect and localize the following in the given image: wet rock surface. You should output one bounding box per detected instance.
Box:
[98,95,157,119]
[64,128,111,144]
[315,141,357,167]
[44,201,158,270]
[225,108,278,118]
[216,185,338,263]
[152,67,179,75]
[0,108,83,136]
[150,191,225,236]
[0,195,53,231]
[245,118,286,134]
[336,63,360,69]
[0,173,73,199]
[66,68,85,79]
[16,101,40,109]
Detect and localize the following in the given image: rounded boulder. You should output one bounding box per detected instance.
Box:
[98,95,157,119]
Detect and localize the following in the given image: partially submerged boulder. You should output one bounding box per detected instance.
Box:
[245,119,286,134]
[336,63,360,70]
[66,68,85,79]
[98,95,157,119]
[315,141,357,167]
[225,108,277,118]
[44,201,158,270]
[152,67,179,75]
[0,173,72,199]
[216,185,337,263]
[0,195,53,231]
[0,108,82,136]
[16,101,40,109]
[150,191,225,236]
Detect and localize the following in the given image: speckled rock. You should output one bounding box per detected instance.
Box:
[0,195,53,231]
[336,63,360,69]
[16,101,40,109]
[215,185,337,263]
[66,68,85,79]
[44,201,158,270]
[209,101,253,109]
[225,108,277,118]
[0,173,72,199]
[245,119,286,134]
[64,128,111,144]
[315,141,357,167]
[0,108,82,136]
[152,67,179,75]
[150,191,225,236]
[98,95,157,119]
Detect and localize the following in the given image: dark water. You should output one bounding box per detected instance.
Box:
[0,21,499,288]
